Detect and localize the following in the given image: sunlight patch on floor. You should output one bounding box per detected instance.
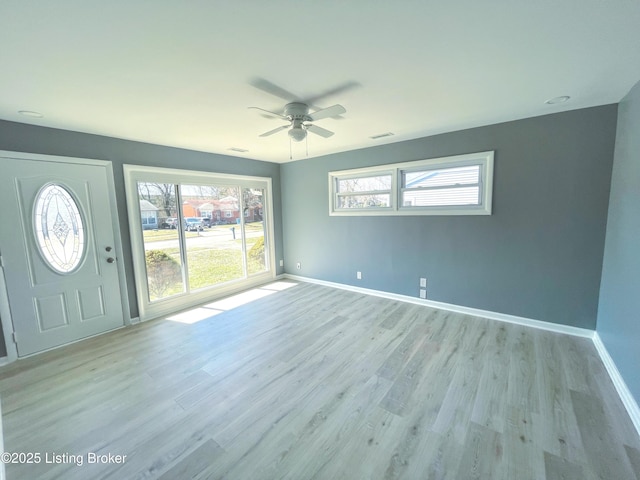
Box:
[204,288,275,311]
[166,307,224,324]
[166,281,298,324]
[260,280,298,292]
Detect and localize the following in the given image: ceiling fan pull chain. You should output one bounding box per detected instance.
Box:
[306,131,309,157]
[289,137,293,160]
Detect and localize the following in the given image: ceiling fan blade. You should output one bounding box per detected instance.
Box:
[308,104,346,121]
[306,124,334,138]
[304,81,361,106]
[249,77,299,102]
[259,125,289,137]
[248,106,288,120]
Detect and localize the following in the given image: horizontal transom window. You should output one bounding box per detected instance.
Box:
[335,173,392,209]
[329,151,494,216]
[401,164,481,207]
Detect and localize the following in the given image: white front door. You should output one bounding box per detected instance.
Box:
[0,155,124,357]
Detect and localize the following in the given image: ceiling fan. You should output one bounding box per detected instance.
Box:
[248,77,358,143]
[250,102,346,142]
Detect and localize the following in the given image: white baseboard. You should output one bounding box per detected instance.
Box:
[283,274,594,338]
[592,333,640,436]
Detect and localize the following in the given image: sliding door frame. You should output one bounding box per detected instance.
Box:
[124,164,276,321]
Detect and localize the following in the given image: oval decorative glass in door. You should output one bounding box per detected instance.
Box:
[33,183,86,273]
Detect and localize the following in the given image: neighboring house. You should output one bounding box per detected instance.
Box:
[182,197,244,224]
[198,202,214,220]
[139,199,159,230]
[182,199,229,221]
[182,201,198,218]
[245,204,263,222]
[217,196,240,223]
[403,165,480,207]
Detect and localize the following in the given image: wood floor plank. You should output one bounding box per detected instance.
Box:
[470,322,511,433]
[507,326,540,412]
[379,339,456,417]
[376,320,431,381]
[555,334,600,396]
[212,314,399,451]
[570,389,638,480]
[156,439,224,480]
[430,352,483,445]
[591,367,640,450]
[543,451,589,480]
[228,374,393,480]
[503,406,545,480]
[378,302,416,330]
[431,318,489,445]
[625,445,640,478]
[304,406,399,480]
[455,422,505,479]
[1,280,638,480]
[396,430,463,480]
[533,329,586,464]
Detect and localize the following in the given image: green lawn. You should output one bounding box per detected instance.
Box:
[187,243,265,289]
[146,238,266,301]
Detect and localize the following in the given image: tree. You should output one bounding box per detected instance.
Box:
[137,183,176,217]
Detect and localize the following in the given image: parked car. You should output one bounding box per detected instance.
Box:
[184,217,204,231]
[161,217,178,229]
[201,217,212,228]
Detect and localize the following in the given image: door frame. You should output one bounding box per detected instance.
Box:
[0,150,131,364]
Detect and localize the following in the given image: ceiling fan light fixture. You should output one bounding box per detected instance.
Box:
[288,126,307,142]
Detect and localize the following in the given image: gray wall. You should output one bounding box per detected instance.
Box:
[281,105,617,328]
[597,81,640,403]
[0,120,284,326]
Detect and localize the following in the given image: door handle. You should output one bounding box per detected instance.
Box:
[106,257,115,264]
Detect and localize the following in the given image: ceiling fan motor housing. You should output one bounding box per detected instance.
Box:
[253,96,342,141]
[284,102,311,121]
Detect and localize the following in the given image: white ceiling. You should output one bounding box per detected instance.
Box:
[1,1,640,164]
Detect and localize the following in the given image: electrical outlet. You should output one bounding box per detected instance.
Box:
[356,271,362,280]
[420,277,427,288]
[279,259,284,267]
[296,262,301,270]
[419,289,427,299]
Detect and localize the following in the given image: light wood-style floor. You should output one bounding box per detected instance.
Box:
[1,280,639,479]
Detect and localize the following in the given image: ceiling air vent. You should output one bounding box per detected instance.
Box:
[228,147,249,153]
[370,132,394,140]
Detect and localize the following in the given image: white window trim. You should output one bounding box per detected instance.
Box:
[124,164,276,321]
[333,169,395,212]
[329,151,494,216]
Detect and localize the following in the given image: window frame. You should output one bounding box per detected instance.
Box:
[328,151,494,216]
[333,170,395,212]
[124,165,275,321]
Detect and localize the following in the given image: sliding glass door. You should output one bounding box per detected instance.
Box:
[124,166,274,320]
